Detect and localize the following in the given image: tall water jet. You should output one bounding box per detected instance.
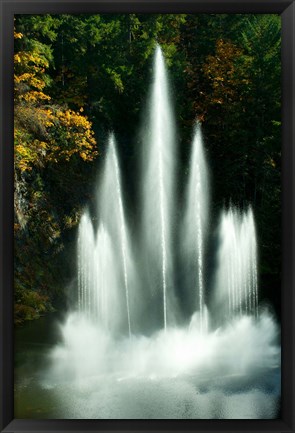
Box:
[213,205,259,323]
[182,124,209,332]
[77,134,133,335]
[100,134,132,336]
[142,45,176,331]
[77,211,96,318]
[77,213,120,329]
[94,223,117,329]
[110,135,131,336]
[242,207,258,317]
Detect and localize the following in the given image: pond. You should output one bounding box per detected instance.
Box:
[14,312,281,420]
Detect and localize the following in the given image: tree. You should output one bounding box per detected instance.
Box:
[14,27,98,324]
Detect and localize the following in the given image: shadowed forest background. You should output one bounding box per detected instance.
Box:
[14,13,281,326]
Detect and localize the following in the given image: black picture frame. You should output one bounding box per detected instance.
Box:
[1,1,294,432]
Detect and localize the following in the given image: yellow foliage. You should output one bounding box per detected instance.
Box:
[14,49,50,107]
[14,104,97,171]
[48,109,97,162]
[14,29,98,172]
[14,31,23,39]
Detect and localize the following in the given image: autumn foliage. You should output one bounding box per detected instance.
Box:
[14,28,98,323]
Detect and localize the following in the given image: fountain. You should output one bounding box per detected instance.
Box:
[142,45,176,331]
[181,124,209,332]
[213,206,259,322]
[77,134,134,335]
[43,44,280,419]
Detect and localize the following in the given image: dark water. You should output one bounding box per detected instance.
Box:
[14,313,63,418]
